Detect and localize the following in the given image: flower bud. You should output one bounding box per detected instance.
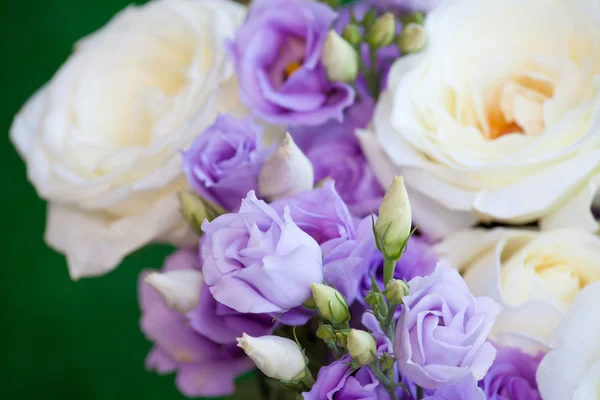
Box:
[145,269,203,313]
[401,12,425,26]
[347,329,377,366]
[237,334,307,381]
[375,176,412,260]
[342,23,362,46]
[316,324,336,341]
[178,190,225,234]
[367,13,395,49]
[259,133,314,201]
[399,23,427,54]
[322,30,359,83]
[311,283,350,324]
[362,8,377,28]
[385,279,409,304]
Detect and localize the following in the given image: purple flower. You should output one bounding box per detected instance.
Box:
[182,115,269,211]
[303,356,391,400]
[201,191,323,314]
[291,99,385,217]
[394,262,501,389]
[423,376,486,400]
[139,249,265,397]
[229,0,354,126]
[479,345,543,400]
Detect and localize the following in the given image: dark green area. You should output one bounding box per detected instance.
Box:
[1,0,353,398]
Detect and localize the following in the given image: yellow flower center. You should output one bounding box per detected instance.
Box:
[284,61,302,79]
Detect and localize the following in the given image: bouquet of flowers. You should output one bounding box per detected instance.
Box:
[10,0,600,398]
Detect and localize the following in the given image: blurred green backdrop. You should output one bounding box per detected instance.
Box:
[1,0,352,399]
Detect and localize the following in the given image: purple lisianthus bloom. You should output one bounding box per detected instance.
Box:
[139,249,271,397]
[423,376,486,400]
[201,191,323,314]
[182,115,270,211]
[229,0,354,126]
[291,99,384,217]
[394,262,501,390]
[479,344,543,400]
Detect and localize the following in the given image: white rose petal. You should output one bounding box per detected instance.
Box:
[10,0,248,278]
[365,0,600,238]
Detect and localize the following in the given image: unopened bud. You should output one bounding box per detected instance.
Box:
[399,23,427,54]
[316,324,336,341]
[145,269,203,313]
[362,8,377,28]
[342,23,362,46]
[401,12,425,26]
[375,176,412,261]
[237,334,307,381]
[322,30,359,83]
[259,133,314,201]
[347,329,377,365]
[178,191,225,234]
[367,13,395,49]
[311,283,350,324]
[385,279,409,304]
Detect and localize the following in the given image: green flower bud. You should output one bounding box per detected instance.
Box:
[347,329,377,365]
[311,283,350,324]
[364,291,385,315]
[178,190,225,234]
[385,279,410,304]
[401,11,425,26]
[375,176,412,261]
[342,23,362,46]
[399,23,427,54]
[322,30,359,83]
[367,13,395,49]
[362,8,377,28]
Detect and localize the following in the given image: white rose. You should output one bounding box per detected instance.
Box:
[435,228,600,351]
[536,282,600,400]
[10,0,247,279]
[360,0,600,239]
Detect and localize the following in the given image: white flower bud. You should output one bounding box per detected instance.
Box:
[311,283,350,324]
[236,334,307,381]
[367,13,396,49]
[145,269,203,313]
[385,279,409,304]
[347,329,377,366]
[259,133,314,201]
[322,30,359,83]
[399,23,427,54]
[375,176,412,260]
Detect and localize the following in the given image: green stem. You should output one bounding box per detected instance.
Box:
[299,369,315,390]
[383,257,396,286]
[369,363,398,400]
[416,385,424,399]
[326,339,343,360]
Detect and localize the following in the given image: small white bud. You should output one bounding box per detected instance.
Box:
[311,283,350,324]
[322,30,359,83]
[236,334,307,381]
[385,279,409,304]
[399,23,427,54]
[375,176,412,260]
[347,329,377,365]
[259,133,314,201]
[145,269,203,313]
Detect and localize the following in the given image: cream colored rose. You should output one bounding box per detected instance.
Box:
[435,228,600,351]
[536,282,600,400]
[360,0,600,239]
[10,0,247,279]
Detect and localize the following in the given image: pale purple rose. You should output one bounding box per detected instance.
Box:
[229,0,354,126]
[291,99,384,217]
[423,376,486,400]
[394,262,501,389]
[479,345,543,400]
[201,191,323,314]
[139,249,264,397]
[182,115,270,211]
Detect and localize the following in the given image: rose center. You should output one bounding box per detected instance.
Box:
[485,75,555,140]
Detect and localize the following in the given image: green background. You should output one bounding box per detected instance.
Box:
[1,0,350,399]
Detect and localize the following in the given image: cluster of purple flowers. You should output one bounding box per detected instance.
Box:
[138,0,546,399]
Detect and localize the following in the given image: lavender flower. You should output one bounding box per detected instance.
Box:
[423,376,486,400]
[229,0,354,126]
[479,344,543,400]
[395,262,501,389]
[291,99,384,217]
[201,191,323,314]
[182,115,269,211]
[140,249,272,397]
